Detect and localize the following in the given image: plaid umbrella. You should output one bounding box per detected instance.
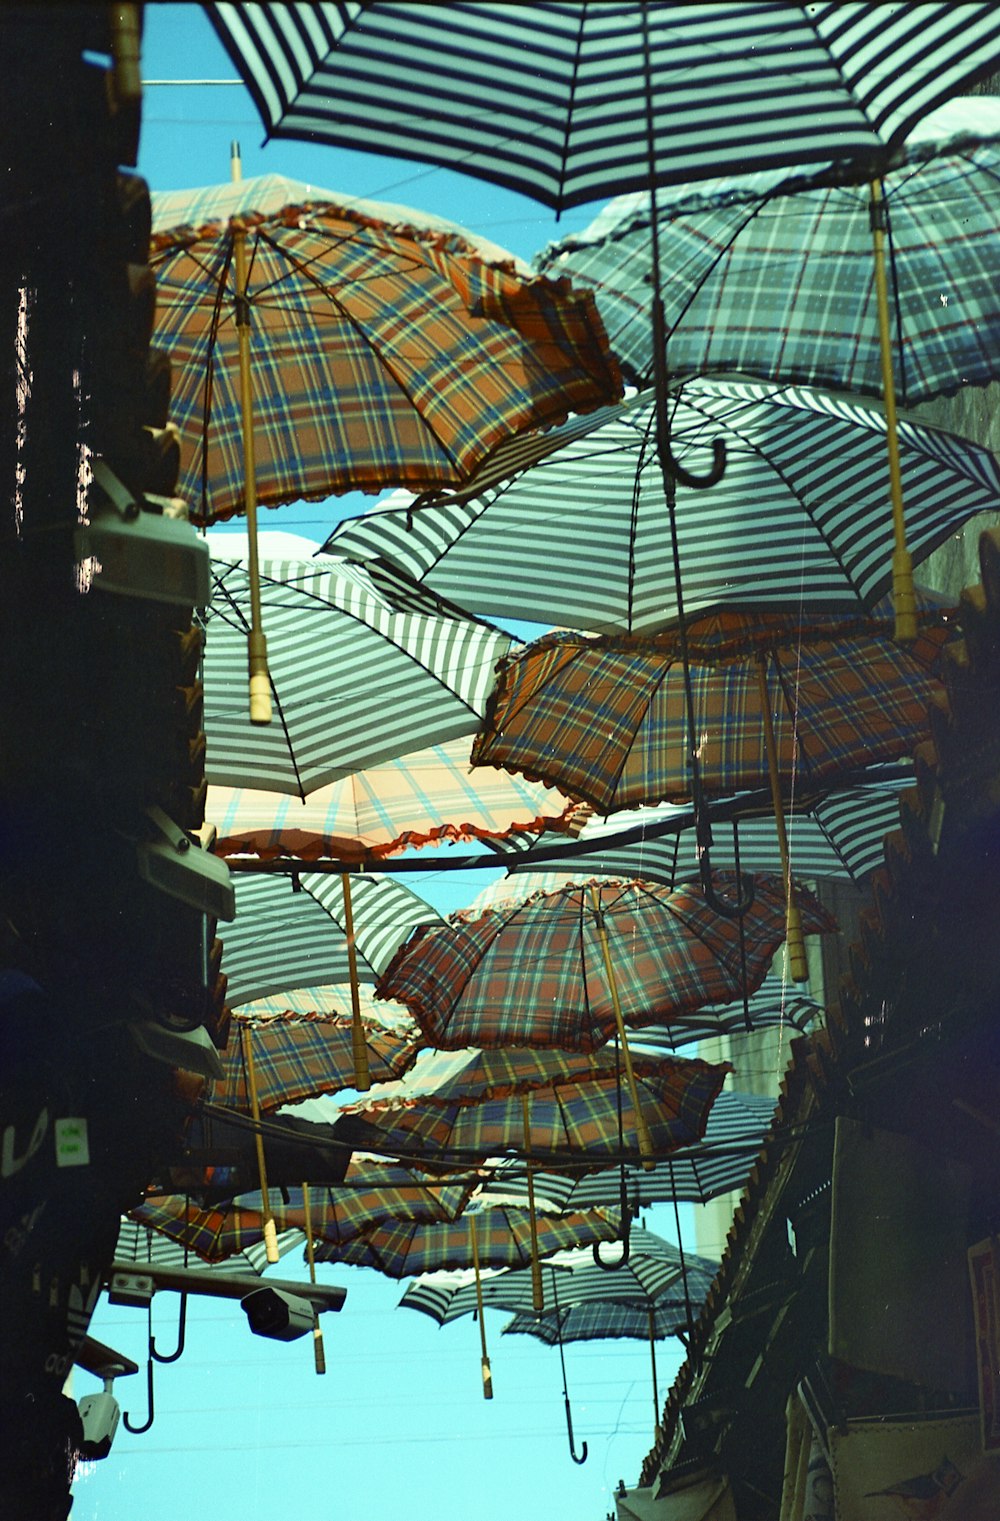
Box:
[376,874,834,1052]
[204,552,512,797]
[314,1204,619,1275]
[326,380,1000,634]
[206,736,583,862]
[113,1214,299,1276]
[207,5,1000,211]
[538,96,1000,409]
[470,618,949,811]
[149,173,620,523]
[207,1008,420,1113]
[131,1166,475,1264]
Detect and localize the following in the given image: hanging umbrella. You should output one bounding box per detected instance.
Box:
[376,874,834,1053]
[207,5,1000,207]
[114,1214,301,1276]
[326,381,1000,635]
[204,552,512,797]
[537,96,1000,411]
[206,736,585,862]
[209,3,1000,638]
[494,777,913,889]
[207,1007,420,1113]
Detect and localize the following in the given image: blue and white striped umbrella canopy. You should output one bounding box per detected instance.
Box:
[203,553,511,795]
[220,871,441,1007]
[492,776,912,888]
[207,3,1000,211]
[328,383,1000,633]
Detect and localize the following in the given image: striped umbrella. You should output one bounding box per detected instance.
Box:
[208,1008,420,1113]
[149,171,620,523]
[207,4,1000,211]
[326,381,1000,635]
[376,874,834,1053]
[495,778,913,888]
[204,553,511,797]
[220,872,439,1008]
[206,736,584,863]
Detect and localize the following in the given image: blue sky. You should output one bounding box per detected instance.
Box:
[74,9,697,1520]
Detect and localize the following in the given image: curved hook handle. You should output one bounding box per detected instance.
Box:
[664,436,727,491]
[564,1396,589,1465]
[700,862,756,920]
[593,1228,631,1270]
[123,1355,155,1435]
[151,1292,187,1364]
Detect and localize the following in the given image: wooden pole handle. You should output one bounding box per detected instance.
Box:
[591,888,656,1168]
[755,657,809,983]
[341,875,370,1091]
[241,1027,280,1263]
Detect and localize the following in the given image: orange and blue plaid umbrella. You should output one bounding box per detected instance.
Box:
[206,736,584,862]
[149,175,621,524]
[342,1053,729,1169]
[376,874,834,1053]
[313,1205,619,1276]
[470,614,952,813]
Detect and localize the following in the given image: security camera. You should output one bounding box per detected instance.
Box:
[240,1286,316,1343]
[77,1384,121,1461]
[76,459,210,609]
[136,805,236,921]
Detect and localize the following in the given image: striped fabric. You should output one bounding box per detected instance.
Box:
[206,737,583,861]
[236,981,416,1028]
[207,3,1000,211]
[344,1054,730,1166]
[327,382,1000,633]
[208,1009,419,1111]
[131,1170,474,1264]
[499,778,913,887]
[220,871,440,1006]
[377,874,834,1051]
[538,97,1000,404]
[495,1091,782,1211]
[399,1234,717,1324]
[204,554,511,796]
[472,622,949,811]
[502,1288,716,1345]
[314,1205,619,1275]
[150,174,620,524]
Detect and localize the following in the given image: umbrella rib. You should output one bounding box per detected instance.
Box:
[255,226,468,477]
[768,647,818,786]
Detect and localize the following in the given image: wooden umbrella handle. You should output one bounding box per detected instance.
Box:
[302,1182,326,1375]
[241,1026,280,1263]
[470,1225,493,1399]
[590,888,656,1169]
[341,874,371,1091]
[755,656,809,982]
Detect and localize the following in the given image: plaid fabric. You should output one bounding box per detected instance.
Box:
[149,177,619,525]
[382,1042,640,1106]
[208,1011,419,1112]
[313,1205,618,1276]
[345,1053,729,1167]
[113,1216,294,1276]
[328,379,1000,634]
[473,624,949,810]
[539,121,1000,404]
[207,738,582,860]
[502,1286,717,1345]
[399,1234,717,1324]
[131,1171,474,1263]
[376,875,833,1050]
[205,554,511,796]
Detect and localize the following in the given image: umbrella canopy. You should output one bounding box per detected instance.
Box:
[149,173,620,523]
[471,615,950,812]
[206,736,584,862]
[502,1283,717,1346]
[208,1008,420,1113]
[493,1090,783,1212]
[204,553,512,796]
[495,776,913,888]
[327,381,1000,633]
[537,96,1000,405]
[113,1215,299,1276]
[376,874,834,1052]
[207,4,1000,211]
[220,871,440,1007]
[314,1204,619,1275]
[131,1166,475,1265]
[342,1053,730,1169]
[399,1234,717,1322]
